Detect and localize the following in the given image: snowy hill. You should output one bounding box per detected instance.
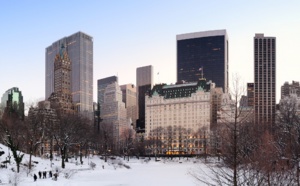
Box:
[0,143,206,186]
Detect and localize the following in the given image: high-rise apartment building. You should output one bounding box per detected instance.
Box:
[46,31,93,115]
[254,33,276,125]
[48,45,75,114]
[136,65,153,131]
[177,30,228,92]
[281,81,300,99]
[0,87,24,120]
[120,84,137,130]
[101,82,129,147]
[247,83,254,107]
[97,76,118,108]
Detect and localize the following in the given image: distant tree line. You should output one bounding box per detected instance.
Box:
[0,103,145,172]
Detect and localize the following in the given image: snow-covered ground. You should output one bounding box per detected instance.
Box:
[0,144,209,186]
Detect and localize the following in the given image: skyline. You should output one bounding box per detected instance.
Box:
[1,1,300,109]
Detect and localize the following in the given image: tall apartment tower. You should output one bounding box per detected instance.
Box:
[177,30,228,92]
[136,65,153,131]
[281,81,300,99]
[101,82,129,147]
[120,84,137,130]
[46,31,93,115]
[48,44,75,114]
[97,76,118,110]
[254,33,276,125]
[247,83,254,107]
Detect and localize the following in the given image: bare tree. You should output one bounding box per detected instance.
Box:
[73,116,92,164]
[120,128,135,161]
[132,134,145,158]
[0,112,26,173]
[97,122,114,162]
[146,127,163,160]
[194,126,209,160]
[53,114,83,168]
[273,95,300,185]
[191,74,257,186]
[165,125,174,159]
[26,106,48,170]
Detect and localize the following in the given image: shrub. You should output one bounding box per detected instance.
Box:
[90,162,96,170]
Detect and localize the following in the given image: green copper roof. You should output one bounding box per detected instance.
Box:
[149,79,211,99]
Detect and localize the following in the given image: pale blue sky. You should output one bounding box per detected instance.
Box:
[0,1,300,107]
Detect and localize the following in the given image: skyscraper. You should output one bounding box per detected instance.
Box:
[0,87,24,120]
[97,76,118,108]
[101,82,129,146]
[48,44,75,114]
[254,33,276,125]
[281,81,300,99]
[120,84,137,130]
[247,83,254,107]
[136,65,153,131]
[177,29,228,92]
[46,31,93,115]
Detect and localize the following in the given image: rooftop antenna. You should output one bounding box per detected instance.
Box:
[199,66,204,79]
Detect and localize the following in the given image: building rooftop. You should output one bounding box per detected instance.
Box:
[176,29,227,40]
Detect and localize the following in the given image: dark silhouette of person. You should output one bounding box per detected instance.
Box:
[53,173,58,181]
[38,171,42,179]
[49,171,52,178]
[33,174,37,182]
[43,171,47,178]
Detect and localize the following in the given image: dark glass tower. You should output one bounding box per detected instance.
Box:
[254,33,276,126]
[136,65,153,131]
[0,87,25,120]
[177,30,228,92]
[97,76,118,108]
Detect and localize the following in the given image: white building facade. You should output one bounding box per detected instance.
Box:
[145,80,214,155]
[101,82,131,148]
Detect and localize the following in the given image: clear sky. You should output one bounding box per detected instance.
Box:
[0,1,300,108]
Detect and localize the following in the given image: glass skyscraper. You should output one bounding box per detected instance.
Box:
[97,76,118,120]
[177,30,228,93]
[0,87,24,120]
[45,31,93,115]
[97,76,118,107]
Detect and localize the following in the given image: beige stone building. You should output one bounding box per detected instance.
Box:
[145,79,215,155]
[120,84,137,130]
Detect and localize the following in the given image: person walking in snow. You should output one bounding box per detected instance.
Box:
[33,174,37,182]
[49,171,52,178]
[38,171,42,179]
[53,173,58,181]
[43,171,47,178]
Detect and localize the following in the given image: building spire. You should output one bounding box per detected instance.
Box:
[199,67,204,80]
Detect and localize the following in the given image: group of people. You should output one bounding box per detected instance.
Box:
[33,170,56,181]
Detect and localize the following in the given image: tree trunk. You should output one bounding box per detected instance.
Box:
[80,150,83,164]
[17,163,20,173]
[65,146,68,162]
[297,161,300,186]
[50,139,53,162]
[233,94,238,186]
[61,148,65,169]
[28,142,33,170]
